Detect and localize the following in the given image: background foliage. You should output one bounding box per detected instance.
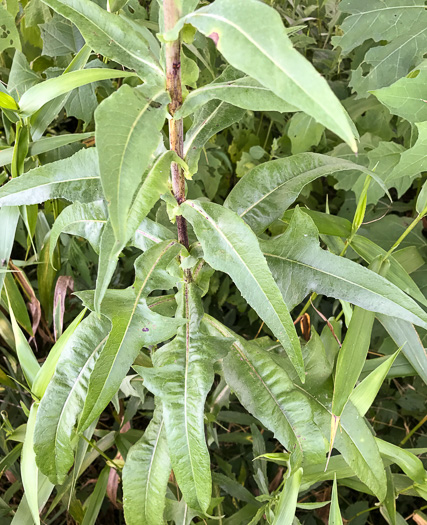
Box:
[0,0,427,524]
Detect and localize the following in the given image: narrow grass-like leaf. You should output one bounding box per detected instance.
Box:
[34,313,111,484]
[329,475,343,525]
[181,199,304,380]
[0,148,102,206]
[18,69,135,116]
[32,309,86,399]
[225,153,388,235]
[21,403,40,525]
[350,350,400,416]
[0,206,19,294]
[122,405,171,525]
[273,468,303,525]
[81,465,110,525]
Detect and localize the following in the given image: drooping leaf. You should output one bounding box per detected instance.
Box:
[180,199,304,380]
[262,208,427,328]
[50,201,108,261]
[41,0,164,83]
[122,405,171,525]
[77,240,184,432]
[136,283,231,513]
[203,315,326,468]
[95,84,168,243]
[272,467,303,525]
[0,148,102,206]
[225,153,387,235]
[34,313,111,485]
[18,68,135,117]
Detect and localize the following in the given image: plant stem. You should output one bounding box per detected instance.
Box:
[164,0,190,253]
[384,211,426,260]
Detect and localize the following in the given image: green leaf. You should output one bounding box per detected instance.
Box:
[417,181,427,214]
[40,13,84,57]
[81,465,109,525]
[288,112,324,154]
[0,91,19,111]
[49,201,108,262]
[41,0,164,83]
[30,45,91,140]
[34,313,111,485]
[376,439,426,484]
[184,99,245,174]
[136,283,231,512]
[371,60,427,124]
[261,208,427,328]
[0,206,19,295]
[18,68,135,117]
[335,1,427,96]
[0,148,102,206]
[388,122,427,182]
[77,240,184,432]
[0,132,94,168]
[203,315,326,468]
[21,404,40,525]
[95,84,167,243]
[0,5,21,52]
[32,309,86,399]
[225,153,388,235]
[8,301,39,388]
[272,468,303,525]
[329,475,343,525]
[377,316,427,385]
[180,200,304,381]
[177,66,297,118]
[172,0,357,150]
[122,405,171,525]
[350,350,400,416]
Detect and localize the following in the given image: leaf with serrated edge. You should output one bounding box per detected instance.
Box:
[180,199,304,381]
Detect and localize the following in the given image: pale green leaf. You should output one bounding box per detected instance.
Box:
[288,112,324,154]
[180,200,304,380]
[417,181,427,214]
[122,405,171,525]
[273,468,303,525]
[0,132,94,168]
[388,122,427,182]
[136,284,231,512]
[350,350,400,416]
[0,5,21,52]
[34,313,111,485]
[41,0,164,83]
[329,475,343,525]
[0,206,19,295]
[225,153,388,235]
[262,208,427,328]
[77,241,184,432]
[21,404,40,525]
[172,0,357,149]
[95,84,168,243]
[0,148,102,206]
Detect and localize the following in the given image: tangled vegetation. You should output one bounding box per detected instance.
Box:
[0,0,427,523]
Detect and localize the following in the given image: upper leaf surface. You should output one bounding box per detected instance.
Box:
[178,0,357,149]
[180,200,304,380]
[40,0,164,83]
[0,148,102,206]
